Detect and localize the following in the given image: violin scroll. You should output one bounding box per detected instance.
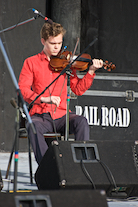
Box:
[103,60,116,71]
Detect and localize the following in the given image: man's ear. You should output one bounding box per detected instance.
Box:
[41,38,45,46]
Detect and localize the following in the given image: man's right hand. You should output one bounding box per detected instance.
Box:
[40,96,61,107]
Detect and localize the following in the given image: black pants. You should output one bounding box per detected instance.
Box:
[26,112,89,164]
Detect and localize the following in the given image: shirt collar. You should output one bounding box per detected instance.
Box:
[40,50,49,61]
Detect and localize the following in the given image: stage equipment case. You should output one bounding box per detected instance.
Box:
[70,72,138,141]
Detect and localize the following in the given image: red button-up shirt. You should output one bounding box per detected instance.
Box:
[18,51,95,119]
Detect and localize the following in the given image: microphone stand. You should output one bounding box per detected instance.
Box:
[28,38,98,141]
[0,12,43,191]
[0,37,36,192]
[65,71,72,141]
[0,17,37,34]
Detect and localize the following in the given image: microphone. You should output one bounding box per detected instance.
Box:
[32,8,53,24]
[10,97,18,109]
[10,98,26,119]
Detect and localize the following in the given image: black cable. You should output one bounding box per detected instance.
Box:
[80,157,118,193]
[80,159,96,189]
[96,159,118,192]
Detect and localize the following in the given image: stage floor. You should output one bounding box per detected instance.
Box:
[0,152,38,192]
[0,152,138,207]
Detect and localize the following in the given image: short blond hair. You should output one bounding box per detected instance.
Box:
[40,22,66,41]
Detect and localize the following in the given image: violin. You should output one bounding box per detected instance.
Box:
[50,50,116,72]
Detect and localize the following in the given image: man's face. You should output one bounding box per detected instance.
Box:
[42,34,63,59]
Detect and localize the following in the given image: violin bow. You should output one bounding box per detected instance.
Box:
[70,37,80,63]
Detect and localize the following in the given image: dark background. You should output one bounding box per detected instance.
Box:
[0,0,138,151]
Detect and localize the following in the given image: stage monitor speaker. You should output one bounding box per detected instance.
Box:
[35,140,138,197]
[0,190,108,207]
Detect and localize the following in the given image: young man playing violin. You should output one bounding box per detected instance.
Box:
[18,22,103,165]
